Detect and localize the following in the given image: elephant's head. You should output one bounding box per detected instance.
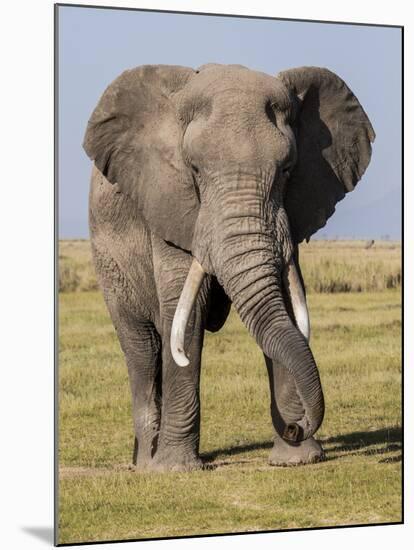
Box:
[83,63,374,443]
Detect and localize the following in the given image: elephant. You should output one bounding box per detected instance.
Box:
[83,63,374,471]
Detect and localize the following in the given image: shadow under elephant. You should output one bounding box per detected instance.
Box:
[201,426,402,467]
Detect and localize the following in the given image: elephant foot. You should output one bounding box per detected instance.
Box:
[133,457,154,471]
[269,435,325,466]
[149,448,203,472]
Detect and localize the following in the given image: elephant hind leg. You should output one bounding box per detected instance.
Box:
[131,342,162,466]
[103,294,162,468]
[127,337,162,467]
[123,321,162,468]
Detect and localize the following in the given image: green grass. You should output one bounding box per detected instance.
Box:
[58,286,402,544]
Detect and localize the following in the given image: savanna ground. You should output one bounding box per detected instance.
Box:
[58,240,402,544]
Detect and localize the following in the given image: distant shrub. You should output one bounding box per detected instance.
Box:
[59,245,98,292]
[59,261,81,292]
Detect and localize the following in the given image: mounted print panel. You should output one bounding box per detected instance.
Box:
[56,3,402,545]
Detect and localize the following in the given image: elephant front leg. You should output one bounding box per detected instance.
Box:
[151,317,204,472]
[150,240,209,472]
[265,356,325,466]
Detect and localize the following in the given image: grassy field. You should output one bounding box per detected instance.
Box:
[57,240,402,544]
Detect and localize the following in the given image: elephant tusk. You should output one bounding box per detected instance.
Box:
[283,255,310,342]
[170,258,206,367]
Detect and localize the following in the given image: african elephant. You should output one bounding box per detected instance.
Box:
[83,63,374,471]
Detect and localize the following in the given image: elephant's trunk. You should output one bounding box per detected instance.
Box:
[171,173,324,442]
[213,219,323,441]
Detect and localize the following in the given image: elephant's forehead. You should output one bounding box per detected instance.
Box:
[187,64,289,107]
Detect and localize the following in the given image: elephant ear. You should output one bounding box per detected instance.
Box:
[83,65,199,251]
[276,67,375,243]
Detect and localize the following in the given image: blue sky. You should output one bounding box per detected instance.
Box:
[58,6,402,239]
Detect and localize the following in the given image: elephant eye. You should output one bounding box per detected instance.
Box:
[265,102,277,126]
[282,163,293,179]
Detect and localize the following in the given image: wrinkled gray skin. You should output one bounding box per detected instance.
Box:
[83,63,374,471]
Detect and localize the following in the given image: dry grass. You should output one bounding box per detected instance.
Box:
[300,240,401,293]
[59,240,98,292]
[58,239,401,293]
